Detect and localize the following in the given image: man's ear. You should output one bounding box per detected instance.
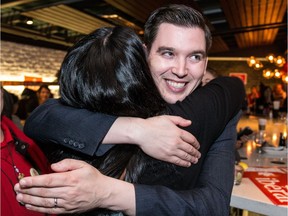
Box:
[203,57,208,75]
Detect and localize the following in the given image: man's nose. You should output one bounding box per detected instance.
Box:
[172,59,188,77]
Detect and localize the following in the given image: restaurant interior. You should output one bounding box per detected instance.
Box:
[1,0,287,216]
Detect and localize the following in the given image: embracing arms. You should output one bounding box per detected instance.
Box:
[15,114,239,216]
[16,76,245,215]
[24,99,200,166]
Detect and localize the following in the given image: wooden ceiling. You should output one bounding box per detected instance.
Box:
[1,0,287,56]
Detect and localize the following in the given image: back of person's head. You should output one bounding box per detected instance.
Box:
[59,26,165,118]
[20,88,36,100]
[144,4,212,53]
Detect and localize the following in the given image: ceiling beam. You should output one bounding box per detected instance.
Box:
[0,0,36,9]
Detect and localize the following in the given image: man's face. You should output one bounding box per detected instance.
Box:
[147,23,208,104]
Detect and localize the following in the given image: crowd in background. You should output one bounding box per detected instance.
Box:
[246,82,287,116]
[2,84,52,130]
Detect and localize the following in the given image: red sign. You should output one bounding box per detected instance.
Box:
[244,167,288,206]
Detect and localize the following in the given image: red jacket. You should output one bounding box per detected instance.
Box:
[1,115,51,216]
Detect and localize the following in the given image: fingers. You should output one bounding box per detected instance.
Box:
[16,193,69,215]
[17,172,68,188]
[16,193,56,208]
[15,186,78,214]
[172,147,200,167]
[181,130,200,150]
[171,157,192,167]
[51,158,87,172]
[15,182,65,198]
[17,159,88,188]
[166,115,192,127]
[25,204,64,215]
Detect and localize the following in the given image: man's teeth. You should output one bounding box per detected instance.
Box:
[167,80,185,88]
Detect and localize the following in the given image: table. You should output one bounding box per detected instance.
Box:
[230,115,288,216]
[237,115,287,147]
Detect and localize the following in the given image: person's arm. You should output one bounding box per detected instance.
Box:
[15,78,245,215]
[14,114,237,216]
[24,99,200,166]
[24,99,117,156]
[15,159,137,215]
[135,111,241,216]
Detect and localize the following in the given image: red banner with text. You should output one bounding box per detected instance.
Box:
[243,167,288,206]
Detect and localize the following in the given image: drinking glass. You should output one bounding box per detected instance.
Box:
[254,131,266,154]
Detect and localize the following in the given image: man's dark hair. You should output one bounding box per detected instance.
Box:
[144,4,212,53]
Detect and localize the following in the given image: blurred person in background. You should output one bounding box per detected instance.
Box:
[201,66,219,86]
[16,85,52,121]
[247,85,260,114]
[258,82,273,116]
[26,85,52,114]
[272,83,287,111]
[15,88,37,120]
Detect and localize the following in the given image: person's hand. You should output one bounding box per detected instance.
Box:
[131,115,201,167]
[14,159,135,215]
[236,135,250,149]
[239,135,249,143]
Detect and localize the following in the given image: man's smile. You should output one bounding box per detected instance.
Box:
[166,79,187,92]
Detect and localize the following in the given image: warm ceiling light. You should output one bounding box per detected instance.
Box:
[274,56,286,67]
[282,75,288,83]
[274,69,282,78]
[254,60,263,70]
[101,14,118,19]
[263,69,274,79]
[247,56,257,67]
[266,54,275,63]
[26,19,33,25]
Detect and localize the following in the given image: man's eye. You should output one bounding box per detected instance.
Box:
[162,51,174,58]
[190,54,204,62]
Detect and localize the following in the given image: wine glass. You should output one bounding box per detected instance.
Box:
[254,131,266,154]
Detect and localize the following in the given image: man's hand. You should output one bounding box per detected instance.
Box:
[131,115,201,167]
[14,159,135,215]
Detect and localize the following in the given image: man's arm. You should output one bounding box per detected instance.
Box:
[24,99,200,166]
[135,112,240,216]
[15,112,241,216]
[24,99,117,156]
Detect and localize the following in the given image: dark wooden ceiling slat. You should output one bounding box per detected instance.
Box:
[105,0,149,23]
[23,5,113,34]
[1,0,286,55]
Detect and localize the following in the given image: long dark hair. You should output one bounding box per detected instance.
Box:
[59,26,165,117]
[51,27,172,184]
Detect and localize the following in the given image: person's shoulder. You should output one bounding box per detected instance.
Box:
[207,76,244,90]
[37,98,62,108]
[210,76,242,83]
